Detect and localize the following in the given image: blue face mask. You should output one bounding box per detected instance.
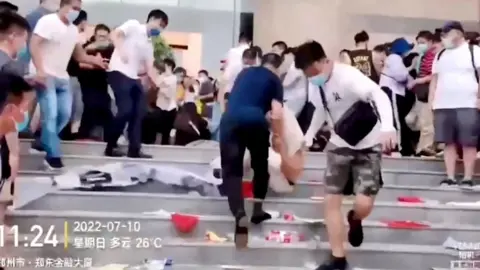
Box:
[309,74,328,87]
[15,111,29,132]
[66,10,80,23]
[148,29,161,38]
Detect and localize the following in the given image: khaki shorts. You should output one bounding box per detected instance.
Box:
[324,144,383,196]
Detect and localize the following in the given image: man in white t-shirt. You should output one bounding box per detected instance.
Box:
[105,9,168,158]
[294,41,396,270]
[430,21,480,187]
[29,0,107,170]
[154,58,177,145]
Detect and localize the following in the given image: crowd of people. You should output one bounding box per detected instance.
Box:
[0,0,479,269]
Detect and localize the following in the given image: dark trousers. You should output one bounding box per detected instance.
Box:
[382,87,419,156]
[219,122,270,217]
[78,87,113,141]
[142,107,177,145]
[106,71,146,154]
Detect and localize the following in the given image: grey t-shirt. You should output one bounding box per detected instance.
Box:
[0,50,25,75]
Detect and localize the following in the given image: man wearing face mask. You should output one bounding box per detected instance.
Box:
[430,21,480,187]
[29,0,108,170]
[294,41,396,270]
[0,10,35,240]
[105,9,168,158]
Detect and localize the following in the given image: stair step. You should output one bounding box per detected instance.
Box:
[8,211,480,246]
[18,192,480,224]
[6,236,455,269]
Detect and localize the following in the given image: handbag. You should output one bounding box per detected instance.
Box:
[318,87,379,146]
[296,77,315,133]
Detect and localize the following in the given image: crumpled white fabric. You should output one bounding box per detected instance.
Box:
[207,106,304,193]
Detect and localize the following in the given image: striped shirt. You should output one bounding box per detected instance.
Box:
[418,48,436,78]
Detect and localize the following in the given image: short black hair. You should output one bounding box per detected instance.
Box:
[147,9,169,25]
[339,49,350,54]
[432,32,441,43]
[174,67,186,75]
[0,1,18,12]
[242,47,260,61]
[251,45,263,58]
[0,11,31,36]
[163,58,176,69]
[238,32,251,43]
[294,40,326,70]
[198,69,208,76]
[73,10,87,26]
[354,30,369,44]
[373,44,387,53]
[94,23,110,33]
[272,41,288,50]
[261,53,283,68]
[60,0,74,7]
[416,30,433,41]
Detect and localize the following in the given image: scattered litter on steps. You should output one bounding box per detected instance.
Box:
[381,220,430,230]
[445,201,480,207]
[396,196,440,205]
[205,231,228,243]
[142,209,172,218]
[171,213,199,234]
[265,230,305,243]
[265,210,281,219]
[443,236,480,250]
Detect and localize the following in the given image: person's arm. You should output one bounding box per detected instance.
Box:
[473,45,480,98]
[111,20,138,59]
[339,51,352,65]
[351,68,395,132]
[270,77,284,137]
[383,55,409,83]
[5,131,19,179]
[428,55,439,107]
[29,16,54,75]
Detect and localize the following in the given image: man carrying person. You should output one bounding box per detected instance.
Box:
[220,53,284,249]
[294,41,396,270]
[29,0,108,169]
[105,9,169,158]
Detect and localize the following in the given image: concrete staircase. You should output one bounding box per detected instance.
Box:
[4,140,479,269]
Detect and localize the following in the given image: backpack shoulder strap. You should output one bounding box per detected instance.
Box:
[469,44,479,83]
[437,49,446,60]
[318,86,333,123]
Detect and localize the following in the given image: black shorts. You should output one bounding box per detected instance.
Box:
[433,108,479,147]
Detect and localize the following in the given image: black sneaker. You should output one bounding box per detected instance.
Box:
[127,152,153,159]
[316,256,349,270]
[234,214,249,249]
[30,139,45,154]
[44,157,64,170]
[439,178,457,186]
[460,179,474,187]
[347,210,363,247]
[104,147,126,157]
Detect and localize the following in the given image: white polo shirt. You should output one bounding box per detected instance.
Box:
[109,19,154,79]
[156,74,177,111]
[29,13,78,79]
[223,43,249,92]
[432,42,480,109]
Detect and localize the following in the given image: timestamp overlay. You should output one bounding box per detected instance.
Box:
[450,242,480,270]
[0,220,163,268]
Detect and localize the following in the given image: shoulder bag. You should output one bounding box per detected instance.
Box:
[318,87,379,146]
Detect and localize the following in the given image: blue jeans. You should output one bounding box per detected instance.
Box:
[37,77,72,158]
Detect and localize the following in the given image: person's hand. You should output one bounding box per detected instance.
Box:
[8,155,19,181]
[380,130,397,153]
[32,71,47,88]
[407,79,418,90]
[92,54,109,69]
[271,133,283,152]
[304,134,314,148]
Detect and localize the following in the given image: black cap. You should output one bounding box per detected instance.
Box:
[442,21,464,34]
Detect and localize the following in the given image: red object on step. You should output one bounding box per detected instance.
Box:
[397,196,424,203]
[242,182,253,198]
[382,220,430,230]
[171,213,199,234]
